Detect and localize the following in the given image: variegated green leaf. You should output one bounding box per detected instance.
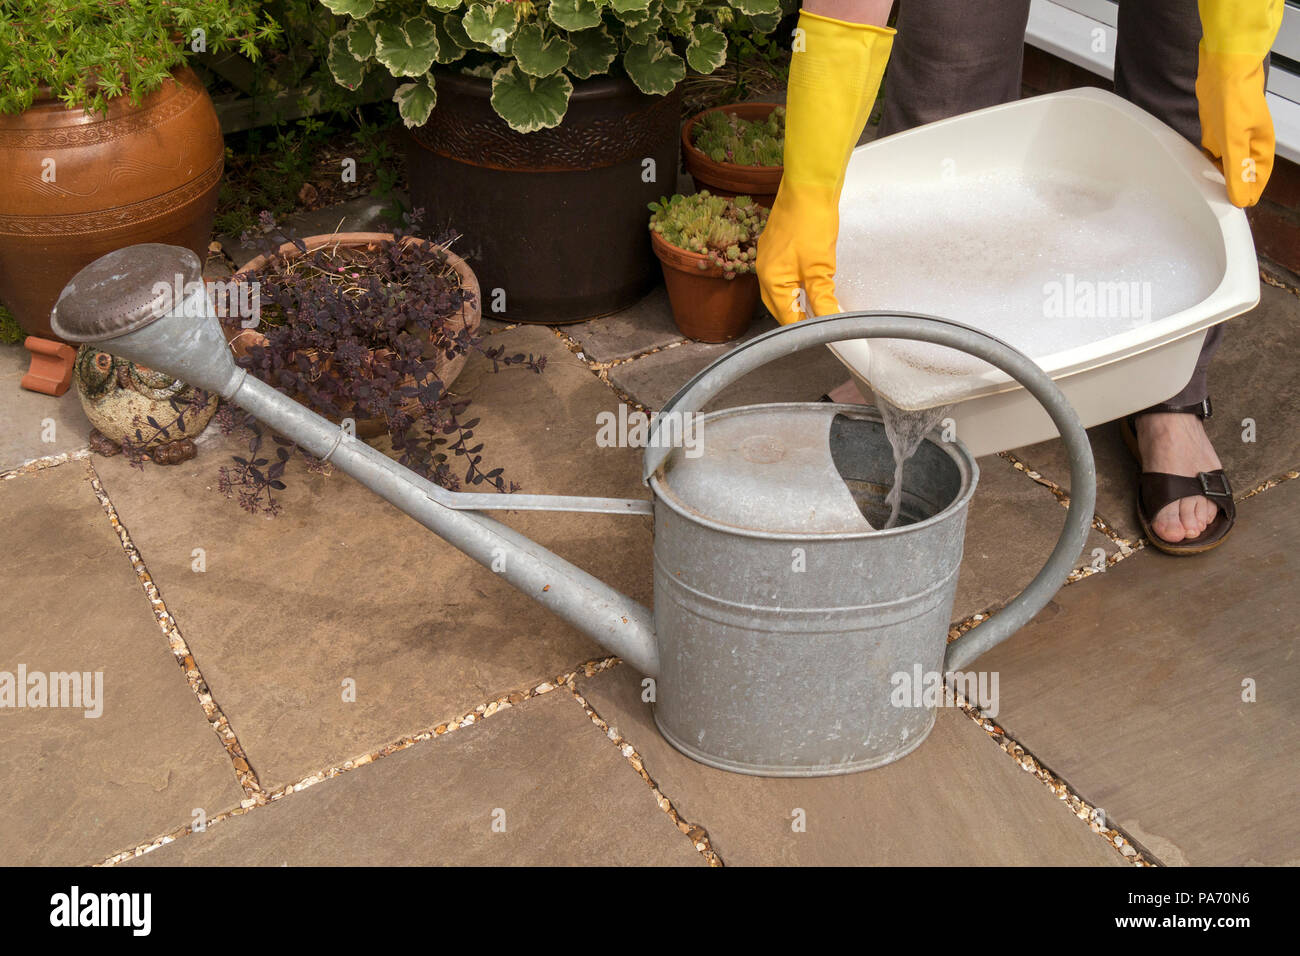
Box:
[376,18,440,77]
[345,19,377,60]
[394,76,438,127]
[328,33,365,90]
[745,10,782,32]
[427,0,464,9]
[512,23,571,77]
[623,39,684,95]
[432,16,468,63]
[685,22,726,73]
[565,26,618,79]
[609,0,651,13]
[663,3,695,36]
[623,2,662,43]
[731,0,780,15]
[490,63,573,133]
[442,14,479,51]
[548,0,604,31]
[463,2,519,52]
[319,0,376,17]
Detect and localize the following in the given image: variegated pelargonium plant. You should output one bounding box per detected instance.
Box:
[319,0,785,133]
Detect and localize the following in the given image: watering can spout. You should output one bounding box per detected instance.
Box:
[50,245,661,678]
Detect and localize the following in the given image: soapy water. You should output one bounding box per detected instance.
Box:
[877,399,954,528]
[835,168,1221,409]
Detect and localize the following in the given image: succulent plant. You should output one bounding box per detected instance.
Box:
[319,0,791,132]
[647,190,768,278]
[691,105,784,166]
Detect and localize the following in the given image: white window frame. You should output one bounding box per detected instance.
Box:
[1026,0,1300,163]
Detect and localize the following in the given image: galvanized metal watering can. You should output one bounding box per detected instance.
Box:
[51,245,1096,777]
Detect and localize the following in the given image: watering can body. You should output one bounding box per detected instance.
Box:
[649,405,976,775]
[50,245,1096,778]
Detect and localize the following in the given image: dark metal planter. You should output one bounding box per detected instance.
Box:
[405,72,681,324]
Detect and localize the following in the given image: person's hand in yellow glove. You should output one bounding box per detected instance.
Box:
[757,7,895,323]
[1197,0,1285,207]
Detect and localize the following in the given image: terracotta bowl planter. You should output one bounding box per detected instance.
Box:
[681,102,784,208]
[651,231,759,344]
[226,232,481,439]
[0,67,223,341]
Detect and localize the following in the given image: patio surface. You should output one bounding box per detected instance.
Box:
[2,220,1297,866]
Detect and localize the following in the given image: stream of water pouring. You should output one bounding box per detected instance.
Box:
[876,399,954,529]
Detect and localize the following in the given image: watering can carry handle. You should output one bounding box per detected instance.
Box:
[646,311,1097,673]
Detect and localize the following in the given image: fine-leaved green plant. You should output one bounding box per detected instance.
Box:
[0,1,280,114]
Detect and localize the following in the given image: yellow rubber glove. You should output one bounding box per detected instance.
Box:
[757,11,894,323]
[1196,0,1285,207]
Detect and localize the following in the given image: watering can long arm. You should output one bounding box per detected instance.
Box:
[224,371,662,676]
[46,243,660,678]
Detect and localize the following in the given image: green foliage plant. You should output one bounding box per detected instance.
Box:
[318,0,788,132]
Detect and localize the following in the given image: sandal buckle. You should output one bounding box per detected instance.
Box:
[1199,472,1231,499]
[1199,397,1213,420]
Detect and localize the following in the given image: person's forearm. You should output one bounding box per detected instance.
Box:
[802,0,893,26]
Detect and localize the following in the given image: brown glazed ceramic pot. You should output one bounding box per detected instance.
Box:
[407,72,681,324]
[0,67,223,341]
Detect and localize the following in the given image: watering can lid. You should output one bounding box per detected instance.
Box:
[651,404,875,534]
[50,244,201,344]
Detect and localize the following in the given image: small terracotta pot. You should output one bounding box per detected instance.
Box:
[681,102,784,208]
[651,231,758,344]
[226,232,481,439]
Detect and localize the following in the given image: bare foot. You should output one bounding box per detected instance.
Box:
[827,378,869,404]
[1135,412,1223,543]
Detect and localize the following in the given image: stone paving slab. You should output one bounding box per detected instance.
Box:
[608,316,850,410]
[92,325,654,791]
[0,344,90,471]
[955,453,1114,622]
[564,286,684,364]
[574,664,1124,866]
[974,478,1300,866]
[130,690,704,865]
[0,464,245,865]
[1010,282,1300,541]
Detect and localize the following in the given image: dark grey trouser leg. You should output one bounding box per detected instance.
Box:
[877,0,1031,137]
[1115,0,1223,407]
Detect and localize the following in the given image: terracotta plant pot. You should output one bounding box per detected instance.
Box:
[407,72,681,323]
[0,67,223,341]
[226,232,481,439]
[651,231,759,344]
[681,102,784,208]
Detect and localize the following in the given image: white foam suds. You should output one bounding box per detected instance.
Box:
[836,168,1221,407]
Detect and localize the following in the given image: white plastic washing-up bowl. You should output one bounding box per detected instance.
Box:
[830,87,1259,457]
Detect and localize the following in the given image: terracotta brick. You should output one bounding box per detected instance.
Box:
[1246,201,1300,275]
[1262,155,1300,212]
[1021,45,1109,97]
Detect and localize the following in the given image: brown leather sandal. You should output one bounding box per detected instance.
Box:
[1120,397,1236,555]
